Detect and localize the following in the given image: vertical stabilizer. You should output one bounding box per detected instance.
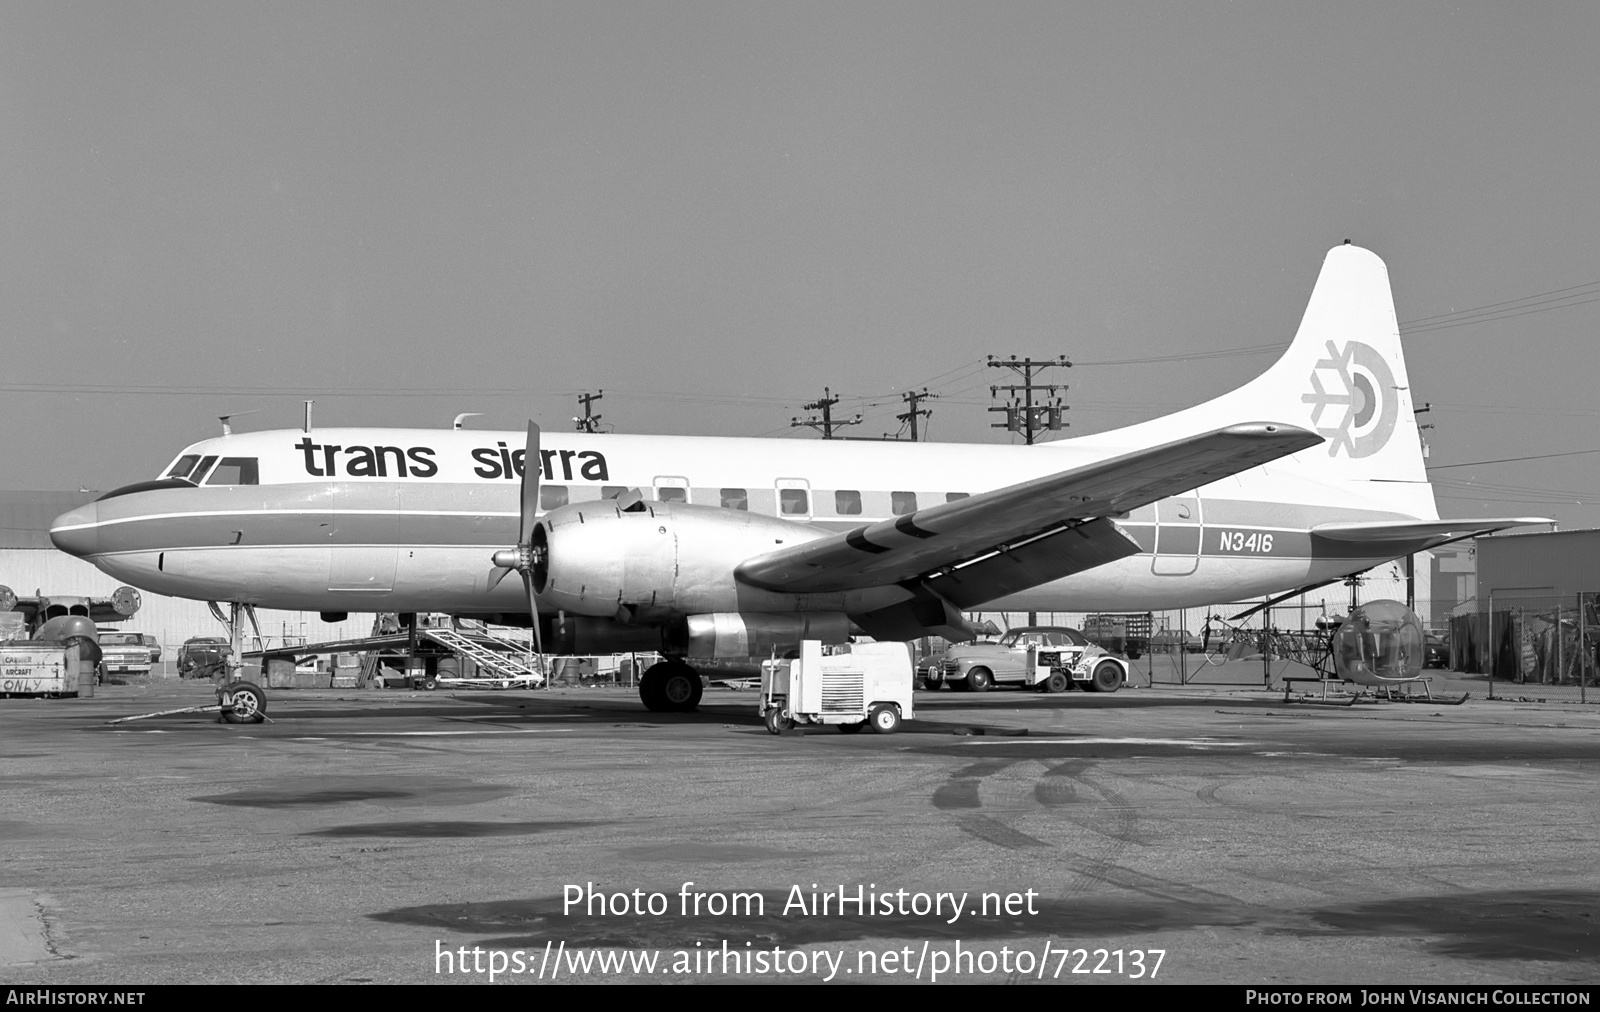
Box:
[1106,242,1433,515]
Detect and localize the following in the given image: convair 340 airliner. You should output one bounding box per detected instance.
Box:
[51,243,1542,710]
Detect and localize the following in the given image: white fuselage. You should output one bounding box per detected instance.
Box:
[51,425,1429,616]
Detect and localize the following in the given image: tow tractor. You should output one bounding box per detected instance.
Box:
[1027,643,1123,692]
[760,640,915,734]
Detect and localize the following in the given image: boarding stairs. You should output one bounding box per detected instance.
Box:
[423,628,545,688]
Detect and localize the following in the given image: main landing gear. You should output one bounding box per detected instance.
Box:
[639,660,704,713]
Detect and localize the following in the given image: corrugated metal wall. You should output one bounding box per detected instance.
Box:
[1478,529,1600,603]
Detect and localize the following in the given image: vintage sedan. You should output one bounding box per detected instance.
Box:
[939,626,1128,692]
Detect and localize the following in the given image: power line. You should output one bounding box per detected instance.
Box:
[1426,447,1600,470]
[1399,280,1600,327]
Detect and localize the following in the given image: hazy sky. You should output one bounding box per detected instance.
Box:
[3,3,1598,525]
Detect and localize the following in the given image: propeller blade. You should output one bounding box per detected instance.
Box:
[521,568,545,687]
[486,566,511,592]
[522,569,543,656]
[519,421,541,545]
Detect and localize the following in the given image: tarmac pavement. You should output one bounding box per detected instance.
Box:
[1,675,1597,985]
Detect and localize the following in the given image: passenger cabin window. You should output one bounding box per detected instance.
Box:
[779,489,809,516]
[656,487,687,504]
[834,490,862,515]
[164,455,201,481]
[891,491,918,515]
[203,458,259,486]
[540,485,569,510]
[720,488,748,510]
[946,492,970,503]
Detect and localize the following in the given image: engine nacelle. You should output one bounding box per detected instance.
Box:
[685,612,851,659]
[534,501,829,618]
[542,614,669,655]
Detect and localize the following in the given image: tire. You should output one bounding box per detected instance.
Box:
[1087,660,1124,693]
[639,664,670,712]
[660,665,702,712]
[1046,671,1069,694]
[221,681,267,724]
[421,675,438,691]
[765,707,793,735]
[868,704,901,734]
[967,667,992,692]
[837,721,866,734]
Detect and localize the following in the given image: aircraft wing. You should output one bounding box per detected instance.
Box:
[1310,518,1550,542]
[735,422,1322,605]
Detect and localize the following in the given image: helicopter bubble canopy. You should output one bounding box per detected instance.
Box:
[1332,599,1426,682]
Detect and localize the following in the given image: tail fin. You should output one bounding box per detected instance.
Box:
[1107,242,1434,515]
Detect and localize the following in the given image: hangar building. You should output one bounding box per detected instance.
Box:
[1453,527,1600,683]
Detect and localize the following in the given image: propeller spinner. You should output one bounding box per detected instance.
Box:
[487,422,546,665]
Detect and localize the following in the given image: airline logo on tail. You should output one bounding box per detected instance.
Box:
[1302,340,1397,458]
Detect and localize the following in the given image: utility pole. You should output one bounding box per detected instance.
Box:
[987,355,1071,445]
[574,390,603,433]
[896,388,935,442]
[791,387,862,439]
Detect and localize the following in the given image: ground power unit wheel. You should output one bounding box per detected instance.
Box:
[868,704,901,734]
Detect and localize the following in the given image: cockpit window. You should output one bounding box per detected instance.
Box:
[164,455,201,480]
[203,458,259,486]
[188,456,219,484]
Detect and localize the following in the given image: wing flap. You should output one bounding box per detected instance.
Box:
[736,421,1321,595]
[923,517,1142,610]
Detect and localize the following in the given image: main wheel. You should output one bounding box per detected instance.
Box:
[660,665,702,712]
[1086,660,1124,693]
[221,681,267,724]
[868,704,901,734]
[1045,671,1069,694]
[967,667,993,692]
[764,707,793,735]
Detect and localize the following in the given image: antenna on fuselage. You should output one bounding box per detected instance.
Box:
[453,412,484,430]
[219,410,261,437]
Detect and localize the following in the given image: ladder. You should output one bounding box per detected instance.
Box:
[423,628,545,686]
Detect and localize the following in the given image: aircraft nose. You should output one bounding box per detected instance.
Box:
[50,502,100,558]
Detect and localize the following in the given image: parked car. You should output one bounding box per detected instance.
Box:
[177,636,233,679]
[938,626,1129,692]
[141,633,162,664]
[1149,629,1202,653]
[1424,632,1449,669]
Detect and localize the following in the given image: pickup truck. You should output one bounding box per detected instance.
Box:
[96,630,153,679]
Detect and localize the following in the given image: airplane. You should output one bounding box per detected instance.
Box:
[0,583,144,674]
[49,242,1545,712]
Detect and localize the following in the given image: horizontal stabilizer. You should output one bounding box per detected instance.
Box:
[1311,518,1550,542]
